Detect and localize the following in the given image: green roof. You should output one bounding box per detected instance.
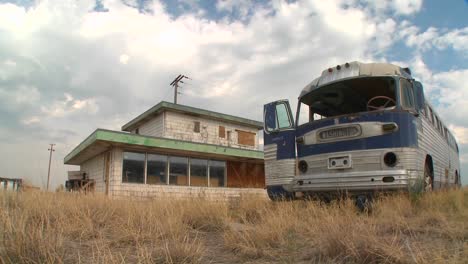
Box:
[122,101,263,132]
[64,129,264,165]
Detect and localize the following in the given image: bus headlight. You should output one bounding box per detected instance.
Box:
[384,152,397,167]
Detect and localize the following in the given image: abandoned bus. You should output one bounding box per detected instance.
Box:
[264,61,461,201]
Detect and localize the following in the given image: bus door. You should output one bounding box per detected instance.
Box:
[263,100,296,198]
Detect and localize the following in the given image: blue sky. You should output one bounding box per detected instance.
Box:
[0,0,467,188]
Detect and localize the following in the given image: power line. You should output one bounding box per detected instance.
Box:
[47,143,55,191]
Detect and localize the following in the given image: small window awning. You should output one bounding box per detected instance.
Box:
[64,129,264,165]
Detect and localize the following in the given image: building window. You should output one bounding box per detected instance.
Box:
[236,130,255,146]
[122,152,145,183]
[190,158,208,186]
[194,121,200,133]
[209,160,225,187]
[135,128,139,135]
[169,156,188,185]
[147,154,167,184]
[219,126,225,138]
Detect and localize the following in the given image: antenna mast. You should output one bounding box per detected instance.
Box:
[170,74,191,104]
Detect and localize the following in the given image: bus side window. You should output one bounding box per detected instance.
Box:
[428,107,434,124]
[429,108,437,128]
[314,114,324,120]
[298,102,310,126]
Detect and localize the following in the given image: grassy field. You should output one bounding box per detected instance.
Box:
[0,189,467,264]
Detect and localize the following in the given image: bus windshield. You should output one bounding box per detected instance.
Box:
[299,77,396,122]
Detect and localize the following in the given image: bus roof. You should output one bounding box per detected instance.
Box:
[300,61,412,98]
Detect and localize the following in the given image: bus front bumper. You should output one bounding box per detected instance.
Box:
[291,169,421,193]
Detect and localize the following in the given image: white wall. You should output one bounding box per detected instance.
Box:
[163,111,260,150]
[136,114,164,137]
[80,152,106,193]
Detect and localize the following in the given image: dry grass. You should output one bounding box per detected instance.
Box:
[0,188,467,263]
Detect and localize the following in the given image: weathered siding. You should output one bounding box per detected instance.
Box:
[136,114,164,137]
[80,153,106,193]
[112,184,267,201]
[163,111,260,150]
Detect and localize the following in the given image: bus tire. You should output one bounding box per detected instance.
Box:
[424,161,434,192]
[266,186,295,201]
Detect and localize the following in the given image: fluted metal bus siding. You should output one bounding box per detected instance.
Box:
[300,148,419,174]
[418,115,460,189]
[264,144,295,186]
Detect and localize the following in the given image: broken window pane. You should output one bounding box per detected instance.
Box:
[194,121,200,133]
[209,160,225,187]
[299,77,396,121]
[190,158,208,186]
[169,156,188,185]
[122,152,145,184]
[147,154,167,185]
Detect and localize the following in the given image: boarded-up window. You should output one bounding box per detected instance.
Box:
[194,121,200,133]
[236,130,255,146]
[219,126,225,138]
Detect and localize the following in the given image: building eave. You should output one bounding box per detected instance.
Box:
[64,129,264,165]
[121,101,263,132]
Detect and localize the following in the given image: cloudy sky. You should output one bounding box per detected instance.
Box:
[0,0,467,189]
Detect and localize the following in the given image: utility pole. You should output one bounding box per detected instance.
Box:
[170,74,190,104]
[47,143,55,191]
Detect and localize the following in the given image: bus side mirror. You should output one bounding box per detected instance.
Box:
[413,81,425,112]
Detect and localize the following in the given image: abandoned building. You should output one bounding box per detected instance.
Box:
[0,177,22,191]
[64,101,266,199]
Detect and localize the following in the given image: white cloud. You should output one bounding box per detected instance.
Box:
[21,116,41,125]
[119,54,130,64]
[402,25,468,54]
[362,0,422,16]
[433,27,468,54]
[391,0,423,15]
[15,85,41,104]
[216,0,253,20]
[41,93,99,118]
[0,59,20,80]
[0,85,41,110]
[406,27,439,51]
[449,125,468,145]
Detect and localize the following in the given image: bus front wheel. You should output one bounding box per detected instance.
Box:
[266,186,295,201]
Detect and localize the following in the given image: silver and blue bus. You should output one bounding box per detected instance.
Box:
[264,61,461,201]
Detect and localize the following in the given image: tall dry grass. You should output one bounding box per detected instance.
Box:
[0,188,466,263]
